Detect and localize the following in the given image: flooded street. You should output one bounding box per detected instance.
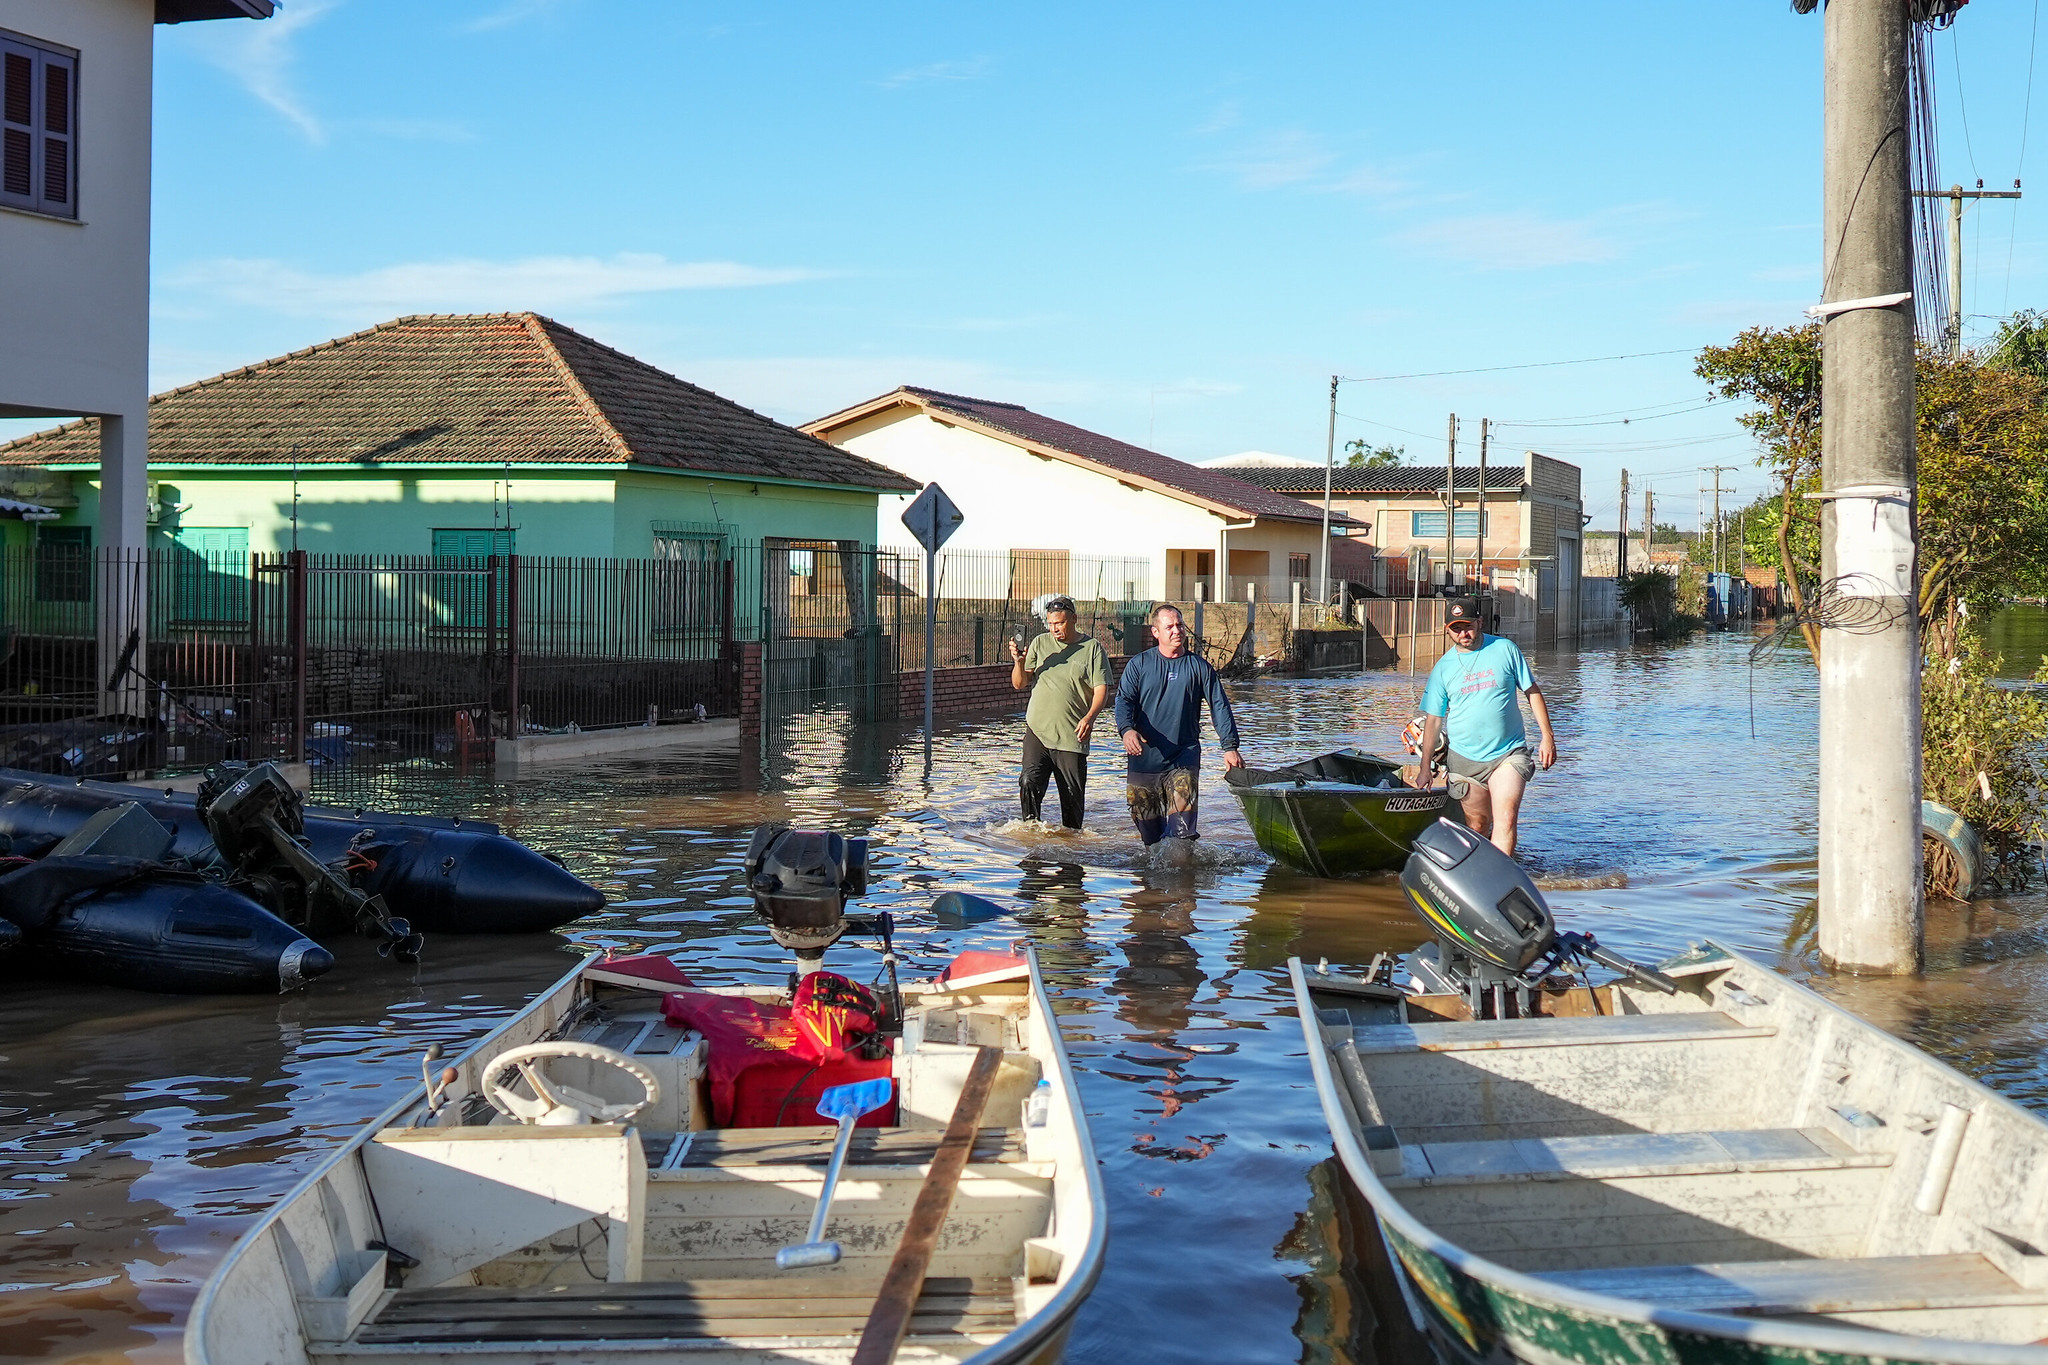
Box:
[8,632,2048,1363]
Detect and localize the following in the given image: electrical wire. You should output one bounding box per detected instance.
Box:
[2007,0,2040,310]
[1338,347,1701,384]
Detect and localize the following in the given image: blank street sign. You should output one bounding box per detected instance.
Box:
[901,483,964,554]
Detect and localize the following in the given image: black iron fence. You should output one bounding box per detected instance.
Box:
[0,540,1158,781]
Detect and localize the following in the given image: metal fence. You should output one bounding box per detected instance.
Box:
[0,540,1157,783]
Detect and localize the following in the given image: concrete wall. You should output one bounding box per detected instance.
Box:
[12,465,883,556]
[0,0,154,549]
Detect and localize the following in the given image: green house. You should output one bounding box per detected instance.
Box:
[0,312,918,570]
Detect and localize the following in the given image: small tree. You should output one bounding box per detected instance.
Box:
[1694,325,1823,664]
[1342,440,1403,469]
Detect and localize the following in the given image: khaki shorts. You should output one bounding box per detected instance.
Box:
[1446,747,1535,786]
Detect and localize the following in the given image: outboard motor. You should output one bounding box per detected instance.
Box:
[199,762,423,960]
[1399,819,1677,1018]
[744,823,900,1029]
[744,825,869,972]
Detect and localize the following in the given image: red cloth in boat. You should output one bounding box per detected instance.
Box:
[661,990,894,1128]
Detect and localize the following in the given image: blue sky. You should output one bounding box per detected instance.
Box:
[125,0,2048,532]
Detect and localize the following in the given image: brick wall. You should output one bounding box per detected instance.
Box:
[730,641,763,739]
[893,654,1134,722]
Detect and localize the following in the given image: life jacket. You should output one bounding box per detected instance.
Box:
[790,971,884,1065]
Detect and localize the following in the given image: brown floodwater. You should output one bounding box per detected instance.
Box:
[4,632,2042,1364]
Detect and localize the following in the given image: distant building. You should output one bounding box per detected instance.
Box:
[1213,455,1586,646]
[0,313,917,562]
[803,388,1356,605]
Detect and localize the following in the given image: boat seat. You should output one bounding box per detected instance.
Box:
[348,1275,1017,1345]
[642,1125,1024,1171]
[1534,1253,2045,1316]
[1351,1010,1776,1055]
[1382,1127,1891,1189]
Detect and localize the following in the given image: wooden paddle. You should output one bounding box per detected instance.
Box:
[851,1046,1003,1365]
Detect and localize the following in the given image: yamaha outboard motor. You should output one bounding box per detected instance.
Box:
[1399,819,1677,1018]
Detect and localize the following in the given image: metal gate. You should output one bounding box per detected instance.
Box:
[758,542,906,731]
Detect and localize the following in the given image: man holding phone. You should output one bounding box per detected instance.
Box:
[1009,596,1110,828]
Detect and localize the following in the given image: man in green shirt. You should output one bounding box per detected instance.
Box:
[1008,595,1111,828]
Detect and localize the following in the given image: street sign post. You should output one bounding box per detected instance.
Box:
[900,484,964,772]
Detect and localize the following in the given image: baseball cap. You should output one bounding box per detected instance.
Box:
[1444,598,1481,623]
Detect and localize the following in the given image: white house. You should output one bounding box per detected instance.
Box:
[0,0,270,702]
[802,386,1355,606]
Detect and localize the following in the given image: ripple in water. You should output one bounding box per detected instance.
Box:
[7,633,2045,1363]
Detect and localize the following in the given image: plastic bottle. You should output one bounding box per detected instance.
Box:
[1024,1078,1051,1128]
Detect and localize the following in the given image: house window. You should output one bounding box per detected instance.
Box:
[1411,510,1487,538]
[1288,553,1311,581]
[431,527,513,629]
[1,31,77,219]
[34,525,89,602]
[171,527,249,624]
[652,530,724,637]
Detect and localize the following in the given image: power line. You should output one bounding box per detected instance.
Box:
[1494,401,1724,430]
[2009,0,2041,309]
[1337,346,1701,384]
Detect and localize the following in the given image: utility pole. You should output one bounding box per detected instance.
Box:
[1818,0,1920,974]
[1703,466,1737,574]
[1319,376,1338,611]
[1914,181,2022,357]
[1444,414,1457,592]
[1476,418,1489,600]
[1643,486,1654,572]
[1618,469,1630,578]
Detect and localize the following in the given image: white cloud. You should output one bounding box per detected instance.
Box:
[163,253,828,319]
[461,0,566,33]
[1197,127,1408,196]
[877,57,990,89]
[1390,211,1620,270]
[205,0,339,142]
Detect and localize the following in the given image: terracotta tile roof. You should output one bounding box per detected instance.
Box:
[808,386,1353,524]
[1210,464,1526,495]
[0,313,918,493]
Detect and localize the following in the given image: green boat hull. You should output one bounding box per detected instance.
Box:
[1228,749,1460,875]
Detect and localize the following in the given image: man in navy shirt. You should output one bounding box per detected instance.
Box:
[1114,604,1244,845]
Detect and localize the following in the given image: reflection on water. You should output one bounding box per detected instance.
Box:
[10,632,2048,1362]
[1982,602,2048,678]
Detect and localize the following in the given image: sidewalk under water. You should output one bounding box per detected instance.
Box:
[4,632,2042,1364]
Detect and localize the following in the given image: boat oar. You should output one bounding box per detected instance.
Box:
[776,1077,895,1270]
[852,1046,1002,1365]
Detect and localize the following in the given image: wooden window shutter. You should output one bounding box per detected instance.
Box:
[1,47,30,202]
[39,51,70,211]
[0,35,77,218]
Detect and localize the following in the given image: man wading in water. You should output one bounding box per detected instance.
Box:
[1009,595,1110,828]
[1114,604,1244,846]
[1416,598,1557,857]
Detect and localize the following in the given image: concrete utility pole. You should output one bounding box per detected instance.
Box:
[1476,418,1489,600]
[1818,0,1921,974]
[1319,376,1338,610]
[1703,466,1737,573]
[1618,469,1631,578]
[1912,182,2022,357]
[1444,414,1457,591]
[1644,486,1654,571]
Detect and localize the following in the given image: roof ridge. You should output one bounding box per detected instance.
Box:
[520,314,635,463]
[904,385,1030,412]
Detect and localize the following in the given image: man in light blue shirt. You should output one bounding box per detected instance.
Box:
[1416,599,1557,856]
